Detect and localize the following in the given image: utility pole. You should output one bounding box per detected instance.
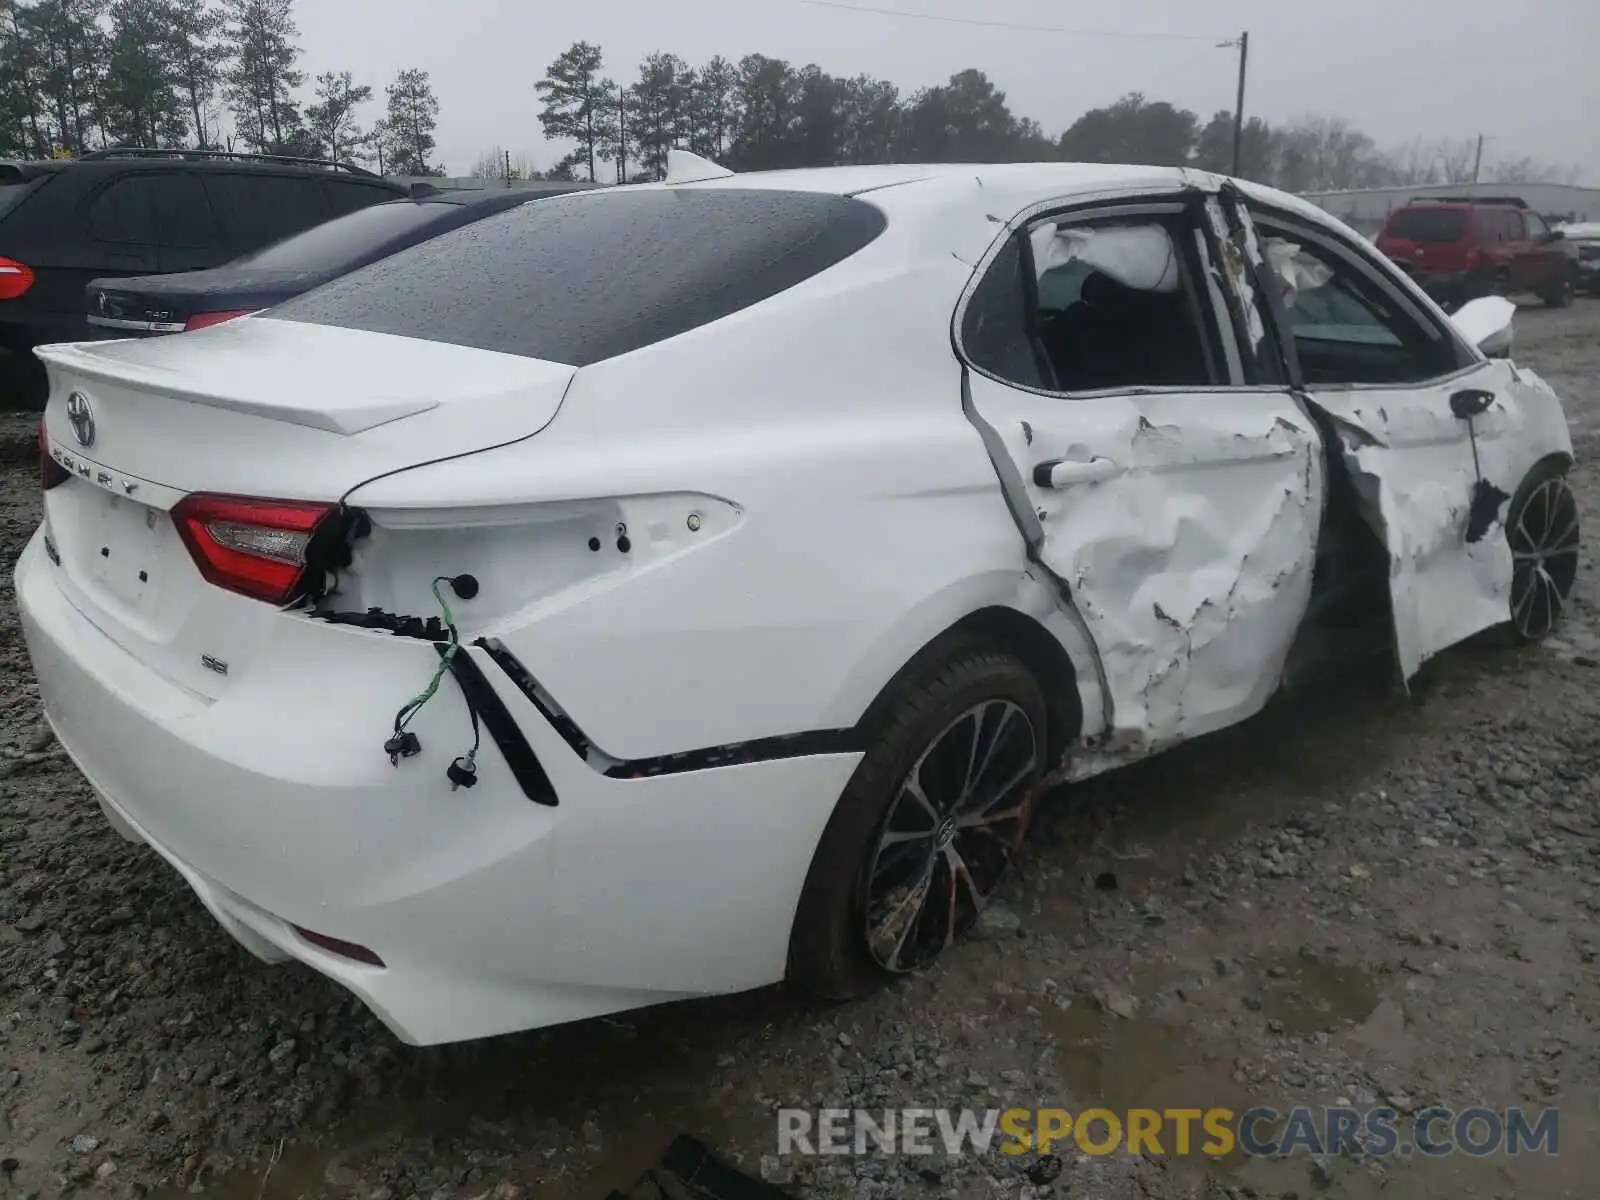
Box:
[1228,30,1250,177]
[1471,133,1484,185]
[617,84,628,185]
[505,147,512,184]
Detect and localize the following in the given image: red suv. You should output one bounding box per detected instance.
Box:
[1374,196,1578,309]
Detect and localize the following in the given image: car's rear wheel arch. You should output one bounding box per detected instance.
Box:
[853,605,1082,766]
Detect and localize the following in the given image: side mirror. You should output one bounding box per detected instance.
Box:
[1544,228,1566,243]
[1448,295,1516,359]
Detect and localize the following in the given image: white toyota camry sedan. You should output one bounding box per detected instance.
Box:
[16,156,1579,1045]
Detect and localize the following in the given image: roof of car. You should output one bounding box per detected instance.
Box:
[1,154,405,185]
[641,161,1337,237]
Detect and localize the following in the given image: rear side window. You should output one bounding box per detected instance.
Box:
[204,173,330,252]
[149,173,219,249]
[271,188,889,366]
[961,235,1043,389]
[323,179,407,218]
[237,201,452,271]
[87,176,159,244]
[1384,209,1467,243]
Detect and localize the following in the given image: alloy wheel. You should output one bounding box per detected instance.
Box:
[1509,475,1580,640]
[862,699,1039,973]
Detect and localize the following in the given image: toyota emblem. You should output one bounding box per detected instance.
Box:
[65,391,95,447]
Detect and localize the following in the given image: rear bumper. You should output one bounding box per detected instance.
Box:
[15,528,861,1044]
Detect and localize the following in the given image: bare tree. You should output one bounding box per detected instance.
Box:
[1436,137,1478,184]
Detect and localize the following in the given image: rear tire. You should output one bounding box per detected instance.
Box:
[1506,463,1579,642]
[787,645,1046,1000]
[1542,269,1575,309]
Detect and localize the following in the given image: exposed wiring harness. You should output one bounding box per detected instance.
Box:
[383,575,483,790]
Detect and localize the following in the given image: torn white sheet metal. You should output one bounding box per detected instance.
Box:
[964,372,1325,754]
[1028,221,1181,292]
[1303,359,1573,680]
[1203,196,1267,352]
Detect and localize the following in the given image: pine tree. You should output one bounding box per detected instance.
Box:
[168,0,222,147]
[24,0,108,154]
[535,41,614,183]
[221,0,303,152]
[382,67,440,175]
[304,69,371,163]
[102,0,187,147]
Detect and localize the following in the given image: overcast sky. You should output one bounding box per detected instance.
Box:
[295,0,1600,183]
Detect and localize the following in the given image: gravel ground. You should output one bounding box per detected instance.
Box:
[2,302,1600,1200]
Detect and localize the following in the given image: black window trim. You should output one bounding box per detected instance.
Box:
[1242,201,1483,393]
[952,192,1241,401]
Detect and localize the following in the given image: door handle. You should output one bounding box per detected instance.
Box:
[1033,456,1120,488]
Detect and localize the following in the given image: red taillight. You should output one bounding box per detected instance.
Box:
[39,417,69,490]
[0,256,33,301]
[171,493,335,604]
[182,309,251,331]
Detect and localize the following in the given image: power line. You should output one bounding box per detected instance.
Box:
[796,0,1217,42]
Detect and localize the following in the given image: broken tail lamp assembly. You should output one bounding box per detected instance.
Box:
[144,479,490,788]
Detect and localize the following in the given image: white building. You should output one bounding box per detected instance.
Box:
[1301,182,1600,237]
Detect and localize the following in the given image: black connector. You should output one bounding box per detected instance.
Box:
[447,756,478,789]
[447,574,479,600]
[384,731,421,765]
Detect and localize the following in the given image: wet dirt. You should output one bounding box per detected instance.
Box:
[3,302,1600,1199]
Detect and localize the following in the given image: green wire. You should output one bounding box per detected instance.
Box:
[393,578,461,735]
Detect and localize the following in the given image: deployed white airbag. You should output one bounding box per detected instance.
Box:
[1030,222,1180,292]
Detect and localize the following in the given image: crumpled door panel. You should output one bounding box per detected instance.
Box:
[1216,192,1575,681]
[1306,362,1572,679]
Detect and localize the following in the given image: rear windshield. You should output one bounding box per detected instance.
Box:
[234,200,454,270]
[270,188,889,366]
[1384,208,1468,243]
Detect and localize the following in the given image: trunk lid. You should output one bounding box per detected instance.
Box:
[87,268,325,333]
[35,316,575,698]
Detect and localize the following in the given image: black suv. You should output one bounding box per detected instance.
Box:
[0,148,410,408]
